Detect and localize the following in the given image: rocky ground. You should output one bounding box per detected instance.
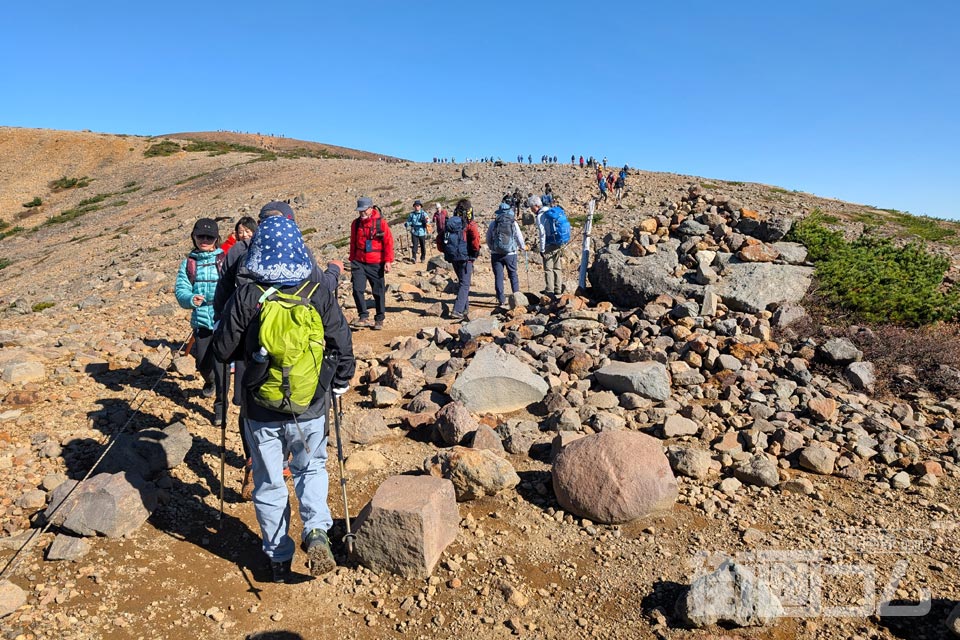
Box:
[1,128,960,640]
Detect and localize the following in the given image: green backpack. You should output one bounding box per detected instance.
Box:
[253,282,325,414]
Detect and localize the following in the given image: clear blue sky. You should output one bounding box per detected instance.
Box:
[3,1,958,219]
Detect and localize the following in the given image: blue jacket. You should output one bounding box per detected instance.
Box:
[175,248,223,330]
[405,210,429,237]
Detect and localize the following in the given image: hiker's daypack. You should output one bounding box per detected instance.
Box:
[252,282,325,414]
[489,212,518,255]
[542,206,571,248]
[442,216,469,262]
[541,193,554,206]
[186,252,226,284]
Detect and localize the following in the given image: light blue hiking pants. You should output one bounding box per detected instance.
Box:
[245,415,331,562]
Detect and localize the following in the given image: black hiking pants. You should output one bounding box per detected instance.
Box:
[351,260,386,321]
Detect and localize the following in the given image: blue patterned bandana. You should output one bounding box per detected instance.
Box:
[243,215,312,286]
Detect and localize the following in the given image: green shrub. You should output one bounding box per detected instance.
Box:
[50,176,92,190]
[888,211,955,242]
[22,197,42,208]
[144,141,182,157]
[0,258,11,270]
[0,222,24,241]
[786,212,960,324]
[31,302,55,312]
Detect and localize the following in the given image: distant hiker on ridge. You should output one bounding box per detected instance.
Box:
[349,197,394,330]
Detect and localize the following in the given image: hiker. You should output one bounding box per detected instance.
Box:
[438,199,481,319]
[174,218,227,426]
[528,195,571,298]
[212,215,356,583]
[214,202,343,499]
[404,200,429,263]
[486,202,527,306]
[614,173,625,206]
[432,202,448,238]
[598,174,609,204]
[579,155,584,168]
[349,196,394,330]
[542,183,555,207]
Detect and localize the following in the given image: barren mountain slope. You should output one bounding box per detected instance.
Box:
[2,128,960,640]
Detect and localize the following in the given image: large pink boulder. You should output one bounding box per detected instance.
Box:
[552,431,677,524]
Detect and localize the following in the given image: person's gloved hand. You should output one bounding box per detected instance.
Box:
[333,386,349,397]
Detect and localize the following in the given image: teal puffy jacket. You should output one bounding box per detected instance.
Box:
[175,248,223,330]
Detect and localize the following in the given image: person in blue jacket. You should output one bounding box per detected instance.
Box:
[175,218,226,425]
[404,199,429,263]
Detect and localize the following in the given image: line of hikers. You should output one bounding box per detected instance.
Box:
[173,191,573,583]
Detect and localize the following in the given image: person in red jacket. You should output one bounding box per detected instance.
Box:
[349,196,394,330]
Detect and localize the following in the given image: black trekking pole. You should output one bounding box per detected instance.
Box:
[331,392,355,555]
[218,360,229,528]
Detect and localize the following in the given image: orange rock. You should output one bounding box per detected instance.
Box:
[638,218,658,234]
[741,208,760,219]
[738,244,780,263]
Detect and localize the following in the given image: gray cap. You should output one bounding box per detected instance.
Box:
[526,195,542,209]
[356,196,373,211]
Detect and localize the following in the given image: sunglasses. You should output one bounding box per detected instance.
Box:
[194,234,216,241]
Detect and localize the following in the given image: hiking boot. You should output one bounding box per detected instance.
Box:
[201,382,216,398]
[212,402,225,427]
[270,559,292,583]
[373,320,384,330]
[303,529,336,577]
[240,459,253,501]
[351,317,374,329]
[449,311,463,320]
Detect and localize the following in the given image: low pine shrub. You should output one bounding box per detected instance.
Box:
[786,211,960,324]
[22,197,42,208]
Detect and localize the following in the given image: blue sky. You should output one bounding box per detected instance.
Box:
[3,1,958,218]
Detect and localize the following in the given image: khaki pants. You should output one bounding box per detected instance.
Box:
[542,247,564,295]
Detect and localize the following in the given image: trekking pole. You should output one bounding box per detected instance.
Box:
[524,250,531,292]
[218,359,229,527]
[331,392,355,555]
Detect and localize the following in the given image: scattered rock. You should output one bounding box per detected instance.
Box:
[47,534,91,561]
[353,475,459,578]
[552,431,677,524]
[424,447,519,501]
[44,472,157,538]
[594,361,671,402]
[677,561,784,628]
[450,344,548,413]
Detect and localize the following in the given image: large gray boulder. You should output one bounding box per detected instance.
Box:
[594,361,671,402]
[44,473,157,538]
[552,431,677,524]
[97,422,192,481]
[353,476,459,578]
[714,262,813,313]
[677,561,784,627]
[589,241,701,307]
[424,447,519,501]
[450,344,548,413]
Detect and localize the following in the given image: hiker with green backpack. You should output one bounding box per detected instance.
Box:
[213,214,356,583]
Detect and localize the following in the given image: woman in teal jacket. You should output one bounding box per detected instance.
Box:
[175,218,226,425]
[404,199,429,263]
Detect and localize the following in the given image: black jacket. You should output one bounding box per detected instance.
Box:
[212,278,355,422]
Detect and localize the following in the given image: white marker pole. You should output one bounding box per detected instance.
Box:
[578,199,596,291]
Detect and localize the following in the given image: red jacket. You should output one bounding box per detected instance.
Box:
[349,208,395,264]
